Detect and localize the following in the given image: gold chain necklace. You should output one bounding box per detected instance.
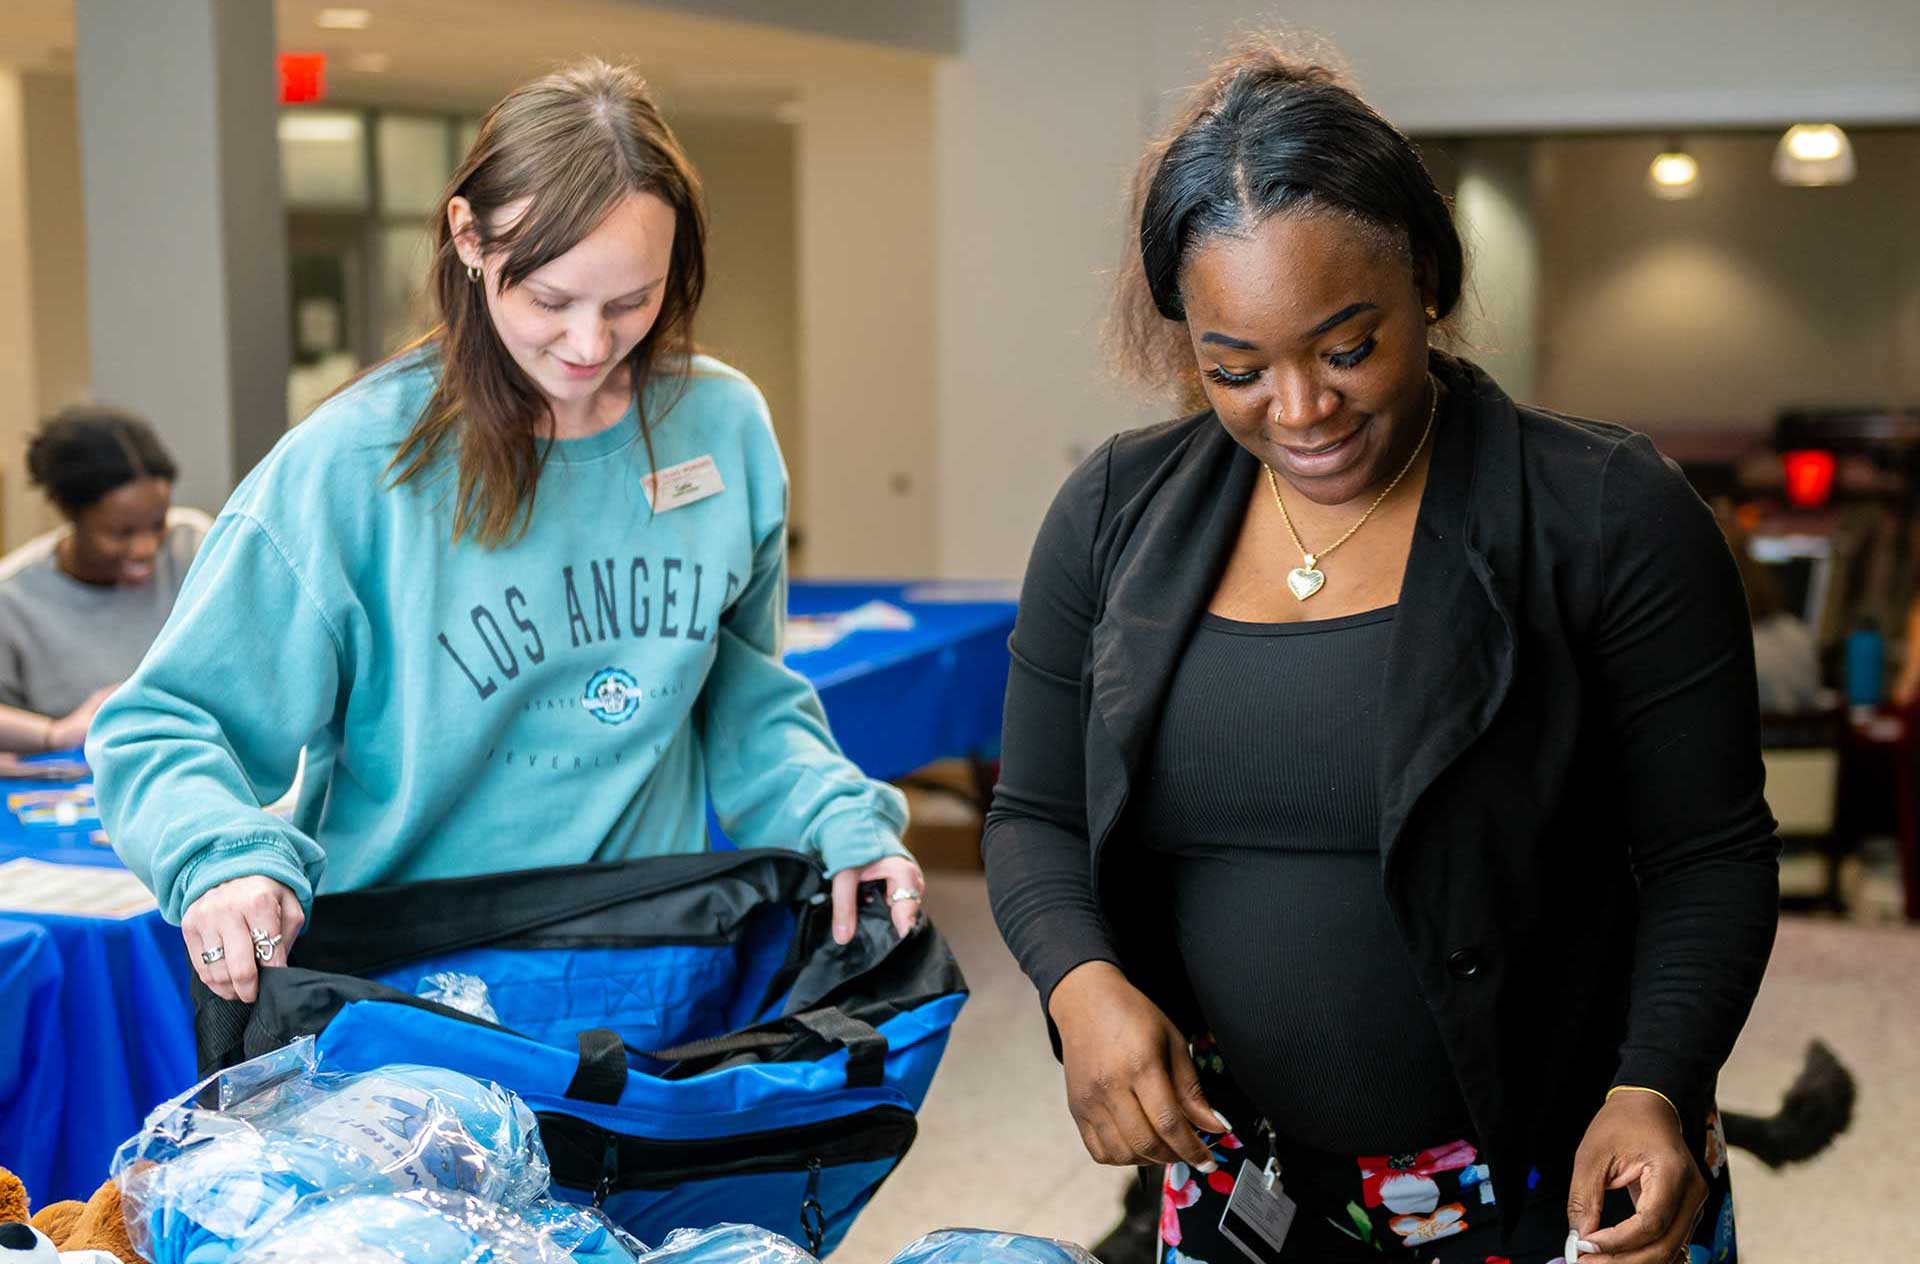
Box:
[1264,373,1438,601]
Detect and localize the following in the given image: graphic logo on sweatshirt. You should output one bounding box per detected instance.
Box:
[582,667,641,725]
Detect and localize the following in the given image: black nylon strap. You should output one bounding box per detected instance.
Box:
[645,1030,793,1062]
[565,1028,629,1104]
[644,1007,889,1088]
[791,1007,888,1088]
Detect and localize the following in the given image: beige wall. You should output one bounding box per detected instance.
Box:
[0,69,85,552]
[0,69,37,553]
[1146,0,1920,134]
[1448,138,1539,404]
[933,0,1160,580]
[23,72,90,447]
[1535,130,1920,431]
[671,116,804,559]
[794,69,939,577]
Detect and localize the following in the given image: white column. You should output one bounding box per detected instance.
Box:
[73,0,289,514]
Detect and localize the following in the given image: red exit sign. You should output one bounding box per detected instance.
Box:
[279,53,327,104]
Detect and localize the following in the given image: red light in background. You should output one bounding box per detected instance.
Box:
[279,53,326,104]
[1782,449,1837,508]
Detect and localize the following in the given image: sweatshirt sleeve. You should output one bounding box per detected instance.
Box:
[88,511,339,923]
[696,401,910,876]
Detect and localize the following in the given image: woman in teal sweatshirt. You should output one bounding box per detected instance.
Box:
[90,59,921,1004]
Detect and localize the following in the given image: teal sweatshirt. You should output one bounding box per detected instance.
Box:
[90,352,908,924]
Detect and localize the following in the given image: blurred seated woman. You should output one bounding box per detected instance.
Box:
[1722,517,1823,714]
[0,406,206,753]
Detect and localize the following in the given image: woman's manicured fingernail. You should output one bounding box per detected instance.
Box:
[1213,1112,1231,1132]
[1197,1160,1217,1173]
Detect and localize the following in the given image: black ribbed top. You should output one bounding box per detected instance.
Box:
[1134,605,1475,1154]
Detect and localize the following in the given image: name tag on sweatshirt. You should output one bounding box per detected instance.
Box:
[642,455,725,511]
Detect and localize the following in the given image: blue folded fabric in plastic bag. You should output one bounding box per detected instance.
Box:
[638,1224,818,1264]
[886,1230,1100,1264]
[225,1189,621,1264]
[112,1039,555,1264]
[218,1188,646,1264]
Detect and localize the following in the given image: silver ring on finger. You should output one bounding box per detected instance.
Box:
[888,888,923,904]
[251,930,284,964]
[200,944,226,965]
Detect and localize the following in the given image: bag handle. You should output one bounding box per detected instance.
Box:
[788,1007,888,1089]
[566,1005,889,1096]
[565,1028,630,1104]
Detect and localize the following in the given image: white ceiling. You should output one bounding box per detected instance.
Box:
[0,0,939,120]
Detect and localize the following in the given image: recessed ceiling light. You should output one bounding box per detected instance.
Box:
[1647,148,1699,199]
[348,51,390,73]
[1773,124,1856,186]
[316,8,373,31]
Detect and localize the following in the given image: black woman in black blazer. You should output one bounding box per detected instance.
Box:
[983,42,1776,1264]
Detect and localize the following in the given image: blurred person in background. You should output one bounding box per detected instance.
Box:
[90,60,921,1015]
[0,406,206,754]
[985,41,1776,1264]
[1889,590,1920,708]
[1718,513,1823,714]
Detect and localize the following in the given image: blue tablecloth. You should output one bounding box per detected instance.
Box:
[0,758,199,1204]
[0,579,1013,1202]
[789,580,1015,780]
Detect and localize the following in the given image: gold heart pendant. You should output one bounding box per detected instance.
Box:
[1287,567,1326,600]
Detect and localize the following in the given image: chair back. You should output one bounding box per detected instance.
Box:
[1759,708,1845,837]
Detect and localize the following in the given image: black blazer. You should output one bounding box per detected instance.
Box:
[982,353,1778,1219]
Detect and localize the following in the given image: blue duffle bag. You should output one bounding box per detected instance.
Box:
[191,849,968,1256]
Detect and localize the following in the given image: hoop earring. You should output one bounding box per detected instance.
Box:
[466,263,482,283]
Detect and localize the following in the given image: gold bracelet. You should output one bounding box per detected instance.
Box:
[1606,1084,1681,1122]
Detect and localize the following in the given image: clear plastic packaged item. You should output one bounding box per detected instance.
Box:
[112,1038,549,1264]
[522,1201,647,1264]
[886,1229,1103,1264]
[227,1189,576,1264]
[635,1224,819,1264]
[415,971,502,1023]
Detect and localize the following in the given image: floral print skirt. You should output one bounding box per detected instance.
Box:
[1159,1038,1737,1264]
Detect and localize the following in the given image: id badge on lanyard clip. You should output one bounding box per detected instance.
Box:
[1218,1120,1298,1264]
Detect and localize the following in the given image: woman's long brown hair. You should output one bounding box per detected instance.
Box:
[384,58,707,546]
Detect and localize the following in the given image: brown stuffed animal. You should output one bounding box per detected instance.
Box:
[0,1167,143,1264]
